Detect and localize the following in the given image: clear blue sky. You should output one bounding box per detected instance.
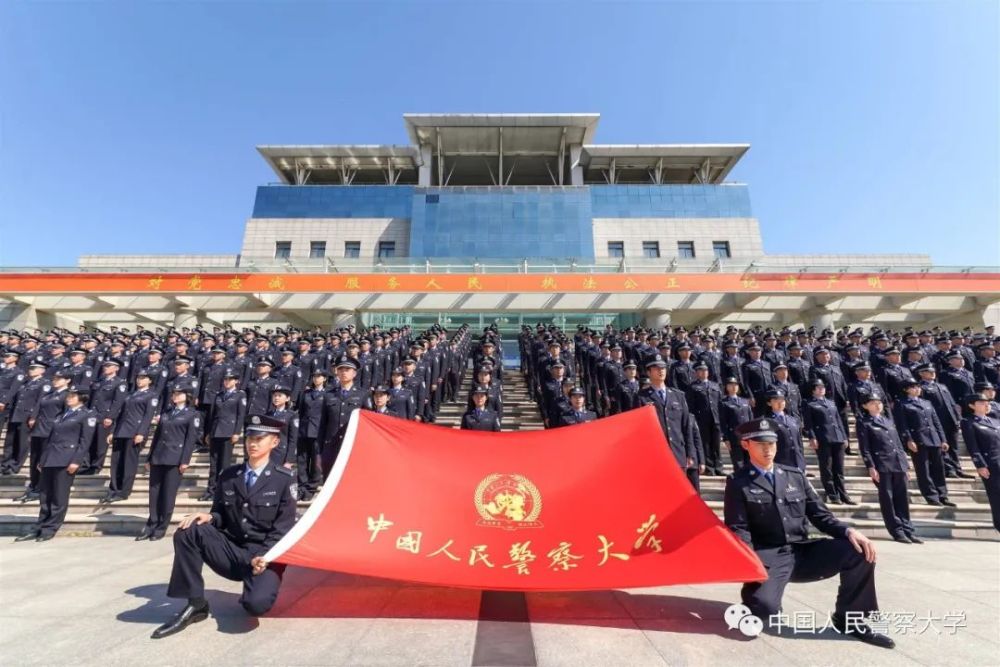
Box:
[1,1,997,266]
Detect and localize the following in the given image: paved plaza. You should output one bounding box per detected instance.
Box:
[0,536,997,666]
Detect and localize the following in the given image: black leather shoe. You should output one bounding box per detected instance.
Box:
[907,535,924,544]
[151,603,210,639]
[926,499,943,506]
[149,534,164,541]
[827,497,843,505]
[14,532,38,542]
[892,535,912,544]
[940,499,957,507]
[198,492,213,502]
[956,471,974,479]
[135,532,152,541]
[841,495,859,506]
[16,492,39,504]
[832,616,895,649]
[35,534,54,542]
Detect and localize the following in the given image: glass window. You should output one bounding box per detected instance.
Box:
[378,241,396,259]
[344,241,361,258]
[274,241,291,259]
[607,241,624,258]
[642,241,660,258]
[713,241,731,259]
[677,241,696,258]
[309,241,326,259]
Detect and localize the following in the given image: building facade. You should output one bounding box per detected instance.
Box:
[4,113,997,333]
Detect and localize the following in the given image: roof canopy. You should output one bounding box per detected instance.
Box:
[258,114,748,186]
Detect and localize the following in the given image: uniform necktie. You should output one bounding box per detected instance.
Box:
[658,389,666,402]
[764,470,774,485]
[245,469,257,488]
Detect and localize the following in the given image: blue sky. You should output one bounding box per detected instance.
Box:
[1,1,997,266]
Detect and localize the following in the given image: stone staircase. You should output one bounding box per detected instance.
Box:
[0,370,995,540]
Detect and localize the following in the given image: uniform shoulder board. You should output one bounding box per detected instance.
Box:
[273,465,294,477]
[87,416,97,427]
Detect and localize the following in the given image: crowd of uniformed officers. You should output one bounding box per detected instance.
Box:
[0,322,489,540]
[519,321,1000,540]
[0,320,998,543]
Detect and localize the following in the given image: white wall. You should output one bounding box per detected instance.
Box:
[592,217,763,259]
[241,218,411,259]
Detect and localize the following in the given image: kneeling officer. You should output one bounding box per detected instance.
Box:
[152,414,296,639]
[723,417,894,648]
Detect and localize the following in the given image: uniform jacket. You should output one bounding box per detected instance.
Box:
[210,462,297,555]
[210,388,247,438]
[856,413,910,473]
[39,407,96,468]
[148,406,201,466]
[724,463,850,560]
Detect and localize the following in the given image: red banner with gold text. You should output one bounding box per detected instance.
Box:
[264,406,766,591]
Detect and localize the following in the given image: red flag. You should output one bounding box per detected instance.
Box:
[265,406,765,591]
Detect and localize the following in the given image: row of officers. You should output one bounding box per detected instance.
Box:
[1,325,515,540]
[519,323,1000,539]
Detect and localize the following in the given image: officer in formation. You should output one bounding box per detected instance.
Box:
[16,385,95,541]
[855,395,919,542]
[140,384,201,541]
[558,387,597,427]
[802,379,854,505]
[961,393,1000,531]
[367,385,404,419]
[724,418,894,648]
[893,378,954,507]
[461,385,502,432]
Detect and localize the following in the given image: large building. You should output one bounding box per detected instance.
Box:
[2,113,998,333]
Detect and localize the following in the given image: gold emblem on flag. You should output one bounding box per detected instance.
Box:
[475,474,543,530]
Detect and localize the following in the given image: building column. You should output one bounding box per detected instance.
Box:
[983,301,1000,329]
[418,144,433,187]
[332,310,359,329]
[813,313,835,331]
[174,307,200,330]
[643,309,671,329]
[569,144,583,186]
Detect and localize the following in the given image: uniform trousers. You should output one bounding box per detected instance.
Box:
[87,422,114,472]
[37,466,75,537]
[912,446,948,503]
[1,421,30,472]
[741,538,878,620]
[146,464,183,537]
[698,419,724,474]
[727,438,747,471]
[207,437,234,495]
[942,428,962,474]
[816,441,848,501]
[296,436,323,495]
[109,437,142,497]
[874,471,913,538]
[167,523,285,616]
[28,436,46,492]
[978,461,1000,532]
